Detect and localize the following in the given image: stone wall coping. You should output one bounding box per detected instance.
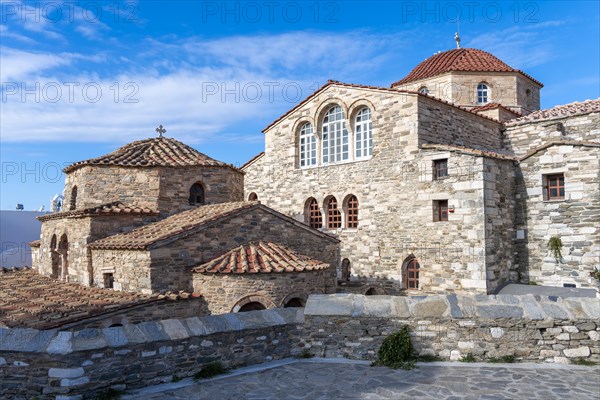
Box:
[304,294,600,321]
[0,308,303,354]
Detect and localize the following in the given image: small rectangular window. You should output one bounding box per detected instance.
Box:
[433,159,448,179]
[433,200,449,222]
[103,273,114,289]
[543,173,565,201]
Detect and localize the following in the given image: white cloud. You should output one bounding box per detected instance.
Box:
[1,30,406,144]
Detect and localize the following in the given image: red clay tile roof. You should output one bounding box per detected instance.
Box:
[89,201,259,250]
[420,143,516,161]
[505,99,600,126]
[37,201,159,222]
[0,268,200,329]
[391,48,543,87]
[471,102,520,115]
[89,201,339,251]
[240,152,265,170]
[193,242,329,274]
[64,137,238,173]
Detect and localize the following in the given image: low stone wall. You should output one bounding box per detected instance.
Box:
[0,308,304,399]
[302,294,600,363]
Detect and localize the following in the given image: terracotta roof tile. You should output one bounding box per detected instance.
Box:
[420,143,516,160]
[193,242,329,274]
[64,137,238,173]
[505,99,600,126]
[89,201,259,250]
[391,48,543,87]
[37,201,159,222]
[0,268,200,329]
[471,102,520,115]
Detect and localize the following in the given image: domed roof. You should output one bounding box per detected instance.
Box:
[392,48,542,87]
[64,137,235,173]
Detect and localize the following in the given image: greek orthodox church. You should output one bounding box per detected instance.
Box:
[28,42,599,314]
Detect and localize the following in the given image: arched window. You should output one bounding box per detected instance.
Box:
[284,298,305,308]
[525,89,533,109]
[305,198,322,229]
[248,192,258,201]
[344,195,359,228]
[188,182,205,205]
[326,196,341,229]
[322,106,348,164]
[477,83,489,104]
[418,86,429,95]
[299,122,317,167]
[355,108,372,159]
[69,186,77,210]
[50,234,59,279]
[402,256,420,290]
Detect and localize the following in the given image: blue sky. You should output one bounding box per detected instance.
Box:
[1,0,599,210]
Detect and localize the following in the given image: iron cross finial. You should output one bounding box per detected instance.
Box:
[155,124,166,137]
[454,32,461,49]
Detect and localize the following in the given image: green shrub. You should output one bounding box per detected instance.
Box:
[459,353,477,363]
[194,362,227,380]
[571,358,597,366]
[487,355,516,363]
[94,389,123,400]
[374,325,416,370]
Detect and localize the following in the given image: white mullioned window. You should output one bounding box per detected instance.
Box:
[355,108,372,159]
[322,106,349,164]
[299,122,317,167]
[477,83,489,104]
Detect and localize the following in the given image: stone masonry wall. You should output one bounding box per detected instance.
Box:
[64,166,161,211]
[513,145,600,287]
[193,270,328,314]
[38,215,158,287]
[301,294,600,364]
[245,85,498,294]
[91,249,153,294]
[157,166,244,216]
[147,206,339,294]
[0,308,304,399]
[2,294,599,398]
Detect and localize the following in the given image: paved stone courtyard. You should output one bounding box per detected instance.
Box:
[126,359,600,400]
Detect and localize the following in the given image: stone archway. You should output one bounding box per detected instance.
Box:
[49,234,59,279]
[231,294,276,313]
[281,292,308,308]
[58,234,69,281]
[364,286,387,295]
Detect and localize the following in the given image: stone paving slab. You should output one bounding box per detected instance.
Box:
[124,359,600,400]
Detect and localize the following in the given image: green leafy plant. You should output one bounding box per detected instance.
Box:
[571,358,597,366]
[194,362,227,380]
[459,353,477,363]
[589,268,600,283]
[171,375,183,383]
[373,325,416,370]
[548,236,563,263]
[528,281,539,286]
[487,355,516,363]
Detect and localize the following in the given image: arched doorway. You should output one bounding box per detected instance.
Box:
[50,234,59,278]
[341,258,351,281]
[284,298,305,308]
[402,256,420,290]
[58,234,69,281]
[238,302,266,312]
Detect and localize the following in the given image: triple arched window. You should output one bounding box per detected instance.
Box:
[304,194,359,229]
[299,105,372,168]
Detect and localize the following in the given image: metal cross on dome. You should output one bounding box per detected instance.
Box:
[155,124,166,137]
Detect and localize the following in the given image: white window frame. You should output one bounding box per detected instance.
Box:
[418,86,429,94]
[355,108,372,159]
[322,106,349,164]
[477,83,489,104]
[299,122,317,168]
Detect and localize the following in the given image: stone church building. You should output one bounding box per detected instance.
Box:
[29,45,599,309]
[243,47,599,295]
